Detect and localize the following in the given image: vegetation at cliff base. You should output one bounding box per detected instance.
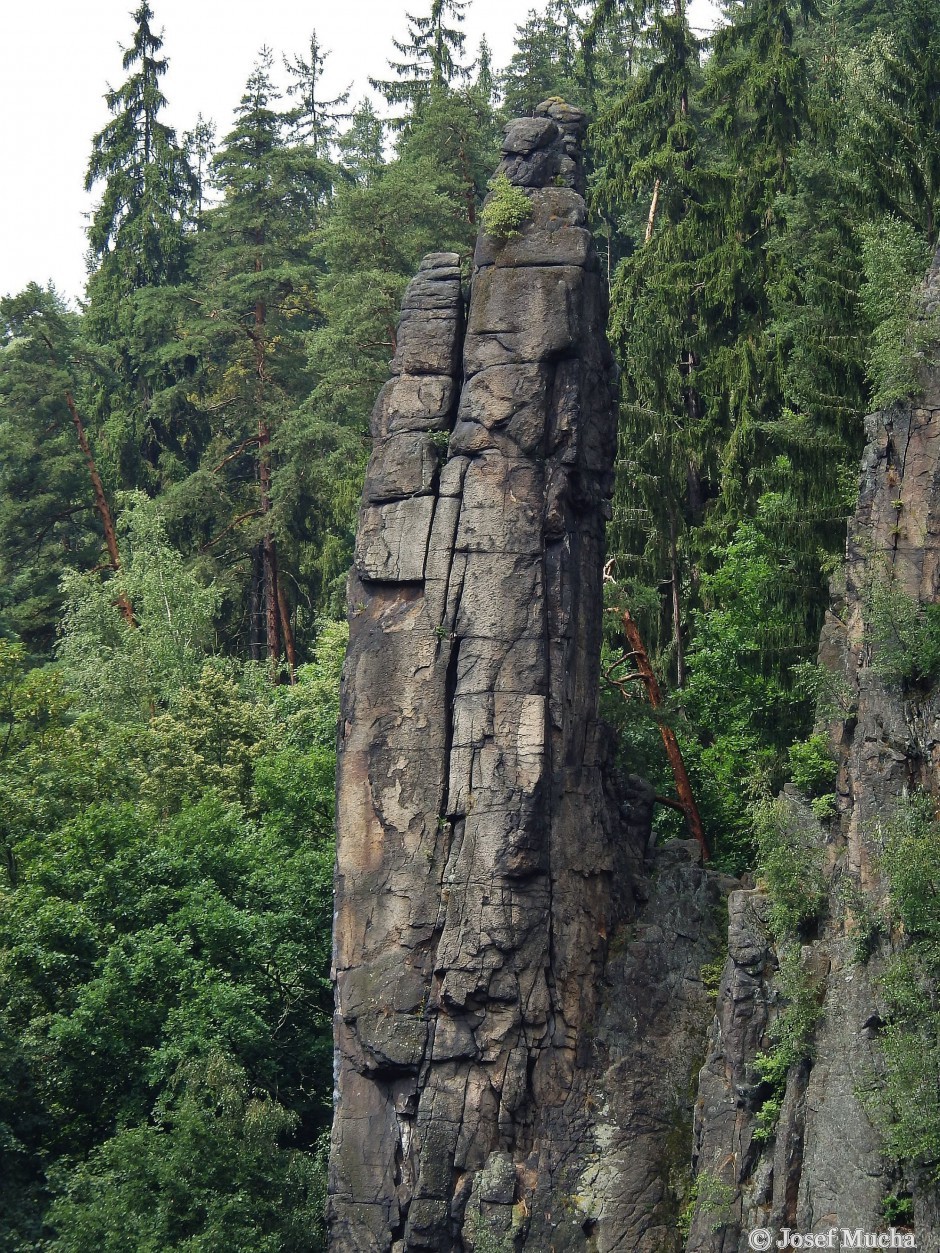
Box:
[3,0,940,1242]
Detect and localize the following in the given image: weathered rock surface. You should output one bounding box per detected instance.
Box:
[330,103,731,1253]
[686,254,940,1250]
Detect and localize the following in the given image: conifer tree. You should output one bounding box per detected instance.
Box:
[0,287,132,649]
[848,0,940,244]
[83,3,204,491]
[85,2,196,291]
[397,76,501,230]
[191,50,330,671]
[502,4,584,115]
[371,0,472,119]
[338,98,386,184]
[183,113,216,222]
[284,31,352,158]
[592,0,707,683]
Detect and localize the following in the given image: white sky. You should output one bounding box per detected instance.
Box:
[0,0,719,305]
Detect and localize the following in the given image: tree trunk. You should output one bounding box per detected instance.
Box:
[258,411,280,675]
[617,607,709,859]
[250,541,264,661]
[645,178,662,244]
[252,276,281,678]
[63,388,135,628]
[277,573,297,680]
[668,509,686,689]
[263,528,280,675]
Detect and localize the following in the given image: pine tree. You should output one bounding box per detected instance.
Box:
[190,50,330,671]
[85,2,196,291]
[83,3,204,492]
[371,0,472,119]
[502,4,584,116]
[0,286,132,649]
[284,31,351,158]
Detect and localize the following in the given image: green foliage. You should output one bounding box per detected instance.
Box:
[788,733,837,798]
[56,502,221,722]
[792,656,857,723]
[8,0,940,1235]
[700,957,726,998]
[371,0,471,117]
[840,878,887,964]
[84,2,197,290]
[0,617,344,1246]
[879,794,940,940]
[0,285,106,651]
[865,567,940,685]
[681,1168,735,1236]
[682,514,815,868]
[754,797,827,940]
[848,7,940,247]
[752,944,825,1140]
[855,797,940,1179]
[46,1058,327,1251]
[480,174,533,240]
[881,1191,915,1226]
[502,4,584,116]
[860,214,935,409]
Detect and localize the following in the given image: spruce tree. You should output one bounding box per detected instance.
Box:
[85,2,196,291]
[284,30,351,158]
[0,287,130,650]
[190,51,330,670]
[83,3,204,491]
[848,0,940,244]
[592,0,707,683]
[502,4,584,116]
[371,0,472,119]
[337,98,387,184]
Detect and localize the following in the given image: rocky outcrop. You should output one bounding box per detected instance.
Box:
[686,255,940,1249]
[329,103,730,1253]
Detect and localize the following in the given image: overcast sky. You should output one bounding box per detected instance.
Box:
[0,1,719,304]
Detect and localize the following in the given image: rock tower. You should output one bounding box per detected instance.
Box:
[329,103,728,1252]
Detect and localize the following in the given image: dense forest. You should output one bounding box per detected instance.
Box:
[2,0,940,1246]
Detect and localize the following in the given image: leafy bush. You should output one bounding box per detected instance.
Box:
[860,214,935,411]
[865,570,940,686]
[480,174,533,240]
[678,1168,735,1237]
[752,946,824,1140]
[788,733,837,798]
[881,1192,914,1226]
[860,797,940,1180]
[840,879,886,964]
[880,794,940,938]
[754,798,827,940]
[752,1094,784,1143]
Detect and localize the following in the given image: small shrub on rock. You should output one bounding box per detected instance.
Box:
[480,174,533,241]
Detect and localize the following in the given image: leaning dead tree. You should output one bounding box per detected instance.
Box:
[603,562,709,859]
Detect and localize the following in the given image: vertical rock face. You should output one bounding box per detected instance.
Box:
[330,103,729,1253]
[687,253,940,1250]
